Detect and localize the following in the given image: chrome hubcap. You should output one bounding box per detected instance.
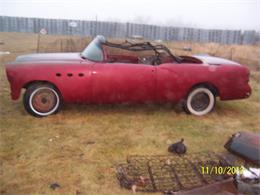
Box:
[191,92,210,111]
[32,89,57,113]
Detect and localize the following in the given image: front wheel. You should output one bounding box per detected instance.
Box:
[183,87,215,116]
[23,83,61,117]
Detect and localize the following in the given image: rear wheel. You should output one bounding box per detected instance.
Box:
[23,83,61,117]
[183,87,215,116]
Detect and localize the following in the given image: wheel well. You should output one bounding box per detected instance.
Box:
[190,83,219,97]
[23,81,61,95]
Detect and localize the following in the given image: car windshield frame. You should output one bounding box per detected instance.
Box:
[81,35,106,62]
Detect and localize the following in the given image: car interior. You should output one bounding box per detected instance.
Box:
[81,35,203,65]
[102,44,203,65]
[103,45,174,65]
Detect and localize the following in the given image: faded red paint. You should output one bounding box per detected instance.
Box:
[5,52,251,104]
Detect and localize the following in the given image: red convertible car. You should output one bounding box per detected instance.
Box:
[5,35,251,117]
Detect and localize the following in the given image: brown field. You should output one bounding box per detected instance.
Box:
[0,32,260,195]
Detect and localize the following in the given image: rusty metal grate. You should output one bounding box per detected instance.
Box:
[116,152,232,193]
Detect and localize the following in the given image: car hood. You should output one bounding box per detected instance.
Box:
[15,52,82,62]
[193,55,240,65]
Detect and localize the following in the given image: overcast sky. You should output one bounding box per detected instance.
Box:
[0,0,259,30]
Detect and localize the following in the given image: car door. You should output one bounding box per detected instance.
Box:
[55,61,94,103]
[92,62,156,104]
[156,63,190,103]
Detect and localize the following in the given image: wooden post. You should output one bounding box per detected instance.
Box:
[36,33,41,53]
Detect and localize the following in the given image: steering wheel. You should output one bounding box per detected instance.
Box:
[152,54,161,65]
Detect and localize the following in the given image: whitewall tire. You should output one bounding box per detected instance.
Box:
[183,87,215,116]
[23,83,61,117]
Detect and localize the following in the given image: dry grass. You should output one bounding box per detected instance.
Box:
[0,32,260,195]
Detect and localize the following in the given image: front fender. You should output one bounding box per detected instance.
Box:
[10,84,22,100]
[5,67,22,100]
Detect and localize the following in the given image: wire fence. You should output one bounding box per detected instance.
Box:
[0,16,259,45]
